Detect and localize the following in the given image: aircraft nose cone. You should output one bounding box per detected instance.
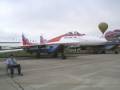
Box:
[98,38,107,44]
[101,38,107,43]
[91,38,107,45]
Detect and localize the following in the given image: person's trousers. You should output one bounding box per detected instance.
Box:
[7,64,21,75]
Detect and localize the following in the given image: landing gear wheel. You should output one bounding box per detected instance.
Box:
[115,51,119,54]
[101,50,106,54]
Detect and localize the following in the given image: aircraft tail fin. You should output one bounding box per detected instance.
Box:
[22,34,32,46]
[40,35,47,44]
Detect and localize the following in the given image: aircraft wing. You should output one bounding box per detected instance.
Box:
[0,49,23,53]
[45,32,82,45]
[46,38,80,45]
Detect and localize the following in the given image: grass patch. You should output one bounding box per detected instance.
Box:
[0,51,33,58]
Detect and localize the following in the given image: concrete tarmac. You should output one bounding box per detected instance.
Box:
[0,54,120,90]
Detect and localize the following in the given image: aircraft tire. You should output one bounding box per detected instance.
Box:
[114,51,119,54]
[101,50,106,54]
[36,52,41,58]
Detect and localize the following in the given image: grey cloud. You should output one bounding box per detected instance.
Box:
[0,0,120,39]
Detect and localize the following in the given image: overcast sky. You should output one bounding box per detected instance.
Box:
[0,0,120,41]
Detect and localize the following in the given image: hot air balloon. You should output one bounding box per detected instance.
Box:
[98,22,108,34]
